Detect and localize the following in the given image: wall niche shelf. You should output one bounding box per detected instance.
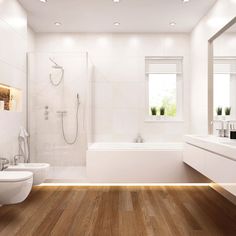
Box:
[0,84,22,112]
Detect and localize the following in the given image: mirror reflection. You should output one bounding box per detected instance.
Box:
[213,22,236,136]
[214,24,236,119]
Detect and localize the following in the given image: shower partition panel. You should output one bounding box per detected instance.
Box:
[27,52,91,179]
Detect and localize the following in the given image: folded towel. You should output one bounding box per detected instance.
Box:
[18,126,29,163]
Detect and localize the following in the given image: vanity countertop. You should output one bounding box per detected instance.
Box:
[184,135,236,161]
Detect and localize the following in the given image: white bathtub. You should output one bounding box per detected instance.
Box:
[88,142,183,150]
[86,142,202,183]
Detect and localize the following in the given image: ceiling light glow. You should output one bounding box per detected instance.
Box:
[114,22,120,26]
[113,0,120,2]
[169,21,176,26]
[40,0,48,3]
[54,22,62,26]
[182,0,190,3]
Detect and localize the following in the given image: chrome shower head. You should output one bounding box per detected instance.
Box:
[49,58,63,69]
[52,65,63,69]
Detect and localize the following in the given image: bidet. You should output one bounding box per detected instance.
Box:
[6,163,50,185]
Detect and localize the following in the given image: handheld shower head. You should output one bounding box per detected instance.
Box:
[76,93,80,104]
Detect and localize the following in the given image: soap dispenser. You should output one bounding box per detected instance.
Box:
[230,124,236,139]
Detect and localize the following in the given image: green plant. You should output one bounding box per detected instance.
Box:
[160,106,165,116]
[151,107,157,116]
[225,107,231,116]
[216,107,222,116]
[161,95,176,117]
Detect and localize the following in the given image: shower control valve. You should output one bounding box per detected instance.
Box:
[44,105,49,120]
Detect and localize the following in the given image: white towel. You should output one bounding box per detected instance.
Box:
[19,126,29,162]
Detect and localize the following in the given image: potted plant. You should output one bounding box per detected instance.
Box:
[151,107,157,116]
[160,106,165,116]
[225,107,231,116]
[216,107,222,116]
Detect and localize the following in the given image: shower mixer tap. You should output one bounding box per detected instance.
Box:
[57,111,67,115]
[44,105,49,120]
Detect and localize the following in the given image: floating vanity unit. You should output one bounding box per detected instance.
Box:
[183,135,236,197]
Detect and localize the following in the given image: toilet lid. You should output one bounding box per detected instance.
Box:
[0,171,33,182]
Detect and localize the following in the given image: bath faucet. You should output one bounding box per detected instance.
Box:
[135,134,144,143]
[0,158,9,171]
[13,155,25,165]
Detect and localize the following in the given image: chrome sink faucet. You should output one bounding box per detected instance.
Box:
[212,120,231,137]
[13,154,25,165]
[134,133,144,143]
[0,158,9,171]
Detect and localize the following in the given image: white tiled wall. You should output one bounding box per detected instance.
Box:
[214,33,236,56]
[35,33,190,143]
[0,0,27,160]
[28,52,89,166]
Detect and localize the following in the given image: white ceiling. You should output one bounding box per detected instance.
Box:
[19,0,217,33]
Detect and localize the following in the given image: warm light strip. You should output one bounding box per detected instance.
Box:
[210,183,236,187]
[39,183,211,187]
[0,84,11,90]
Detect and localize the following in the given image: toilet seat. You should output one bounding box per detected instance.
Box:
[0,171,33,182]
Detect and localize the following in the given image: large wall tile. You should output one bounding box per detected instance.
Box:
[0,0,27,160]
[35,33,190,143]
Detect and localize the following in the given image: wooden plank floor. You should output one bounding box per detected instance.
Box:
[0,186,236,236]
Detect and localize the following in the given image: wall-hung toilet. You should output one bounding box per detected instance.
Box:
[0,171,33,206]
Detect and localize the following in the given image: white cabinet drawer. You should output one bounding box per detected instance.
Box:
[183,143,206,174]
[205,152,236,195]
[183,142,236,196]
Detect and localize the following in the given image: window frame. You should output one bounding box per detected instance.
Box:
[145,56,184,122]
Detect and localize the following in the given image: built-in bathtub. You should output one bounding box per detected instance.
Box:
[86,142,204,183]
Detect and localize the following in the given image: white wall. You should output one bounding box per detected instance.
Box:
[0,0,27,160]
[27,26,36,53]
[214,32,236,56]
[190,0,236,134]
[28,52,88,166]
[35,33,190,143]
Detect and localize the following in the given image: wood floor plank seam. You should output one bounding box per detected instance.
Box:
[0,186,236,236]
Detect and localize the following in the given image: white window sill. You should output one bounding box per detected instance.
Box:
[144,117,184,123]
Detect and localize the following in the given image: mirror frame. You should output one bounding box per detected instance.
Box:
[208,16,236,134]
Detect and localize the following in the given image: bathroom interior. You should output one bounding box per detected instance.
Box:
[0,0,236,235]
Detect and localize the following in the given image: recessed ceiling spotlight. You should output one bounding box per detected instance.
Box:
[54,22,62,26]
[114,22,120,26]
[182,0,190,2]
[169,21,176,26]
[40,0,48,3]
[113,0,120,2]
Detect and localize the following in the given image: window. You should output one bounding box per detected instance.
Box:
[214,58,236,117]
[214,74,230,109]
[145,57,183,119]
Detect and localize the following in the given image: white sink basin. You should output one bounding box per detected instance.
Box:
[185,135,236,161]
[220,141,236,147]
[6,163,50,185]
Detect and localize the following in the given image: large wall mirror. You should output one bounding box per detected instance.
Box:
[208,17,236,135]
